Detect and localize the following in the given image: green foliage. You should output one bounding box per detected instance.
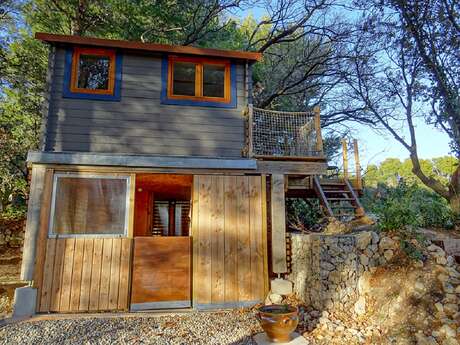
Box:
[364,156,458,188]
[362,182,454,231]
[286,198,322,231]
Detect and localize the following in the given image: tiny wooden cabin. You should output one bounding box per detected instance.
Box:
[18,33,363,314]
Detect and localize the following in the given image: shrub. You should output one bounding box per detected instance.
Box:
[362,182,454,231]
[286,198,322,231]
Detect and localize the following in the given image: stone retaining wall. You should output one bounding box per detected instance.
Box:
[289,231,396,312]
[0,218,25,249]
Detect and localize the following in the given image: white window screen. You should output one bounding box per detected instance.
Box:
[50,175,129,236]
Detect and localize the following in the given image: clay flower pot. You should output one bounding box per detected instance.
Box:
[257,304,299,343]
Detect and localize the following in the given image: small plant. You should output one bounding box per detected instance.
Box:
[286,198,322,231]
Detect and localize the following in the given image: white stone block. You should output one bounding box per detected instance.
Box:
[254,332,308,345]
[13,287,37,317]
[271,278,293,295]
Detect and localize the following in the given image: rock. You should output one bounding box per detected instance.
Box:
[434,303,443,313]
[354,296,366,316]
[439,324,457,338]
[270,278,293,295]
[455,285,460,294]
[436,256,448,265]
[359,254,369,266]
[358,272,372,295]
[415,333,439,345]
[370,231,380,245]
[427,244,444,252]
[268,293,283,304]
[443,303,459,316]
[444,338,459,345]
[356,232,372,250]
[379,237,397,251]
[384,249,394,261]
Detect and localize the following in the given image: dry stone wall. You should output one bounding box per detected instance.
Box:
[289,231,397,312]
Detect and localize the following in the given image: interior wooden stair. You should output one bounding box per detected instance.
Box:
[313,175,365,220]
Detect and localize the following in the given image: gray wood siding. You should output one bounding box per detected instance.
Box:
[44,48,247,158]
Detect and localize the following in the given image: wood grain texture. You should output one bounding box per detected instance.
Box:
[271,174,287,273]
[39,238,131,313]
[192,175,266,307]
[130,237,191,305]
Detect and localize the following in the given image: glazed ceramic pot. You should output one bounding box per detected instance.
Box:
[257,304,299,343]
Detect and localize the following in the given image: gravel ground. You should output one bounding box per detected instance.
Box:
[0,310,263,345]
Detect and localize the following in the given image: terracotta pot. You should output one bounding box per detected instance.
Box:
[257,304,299,343]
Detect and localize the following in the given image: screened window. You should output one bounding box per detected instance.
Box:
[50,175,130,236]
[167,56,230,103]
[70,47,116,95]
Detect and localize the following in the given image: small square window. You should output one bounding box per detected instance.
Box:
[165,56,233,107]
[63,47,122,101]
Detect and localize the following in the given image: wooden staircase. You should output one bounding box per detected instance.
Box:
[313,175,365,220]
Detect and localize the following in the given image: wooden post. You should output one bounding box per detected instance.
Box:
[247,104,254,158]
[314,106,323,155]
[353,139,362,190]
[270,174,287,274]
[342,139,349,179]
[21,165,47,282]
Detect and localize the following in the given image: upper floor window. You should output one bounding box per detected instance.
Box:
[63,47,122,101]
[162,56,236,108]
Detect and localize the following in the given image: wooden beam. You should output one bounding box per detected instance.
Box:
[314,106,323,154]
[261,175,269,296]
[342,139,349,179]
[21,165,47,282]
[270,174,287,274]
[353,139,362,190]
[27,151,258,170]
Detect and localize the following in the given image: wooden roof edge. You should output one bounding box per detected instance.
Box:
[35,32,263,61]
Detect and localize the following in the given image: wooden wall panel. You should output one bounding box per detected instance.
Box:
[39,237,132,313]
[192,175,267,308]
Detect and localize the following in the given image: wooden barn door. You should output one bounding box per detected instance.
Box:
[192,175,268,309]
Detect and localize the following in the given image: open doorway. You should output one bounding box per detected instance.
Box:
[130,174,193,311]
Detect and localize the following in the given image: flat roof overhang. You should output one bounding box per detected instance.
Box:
[27,151,258,170]
[35,32,263,62]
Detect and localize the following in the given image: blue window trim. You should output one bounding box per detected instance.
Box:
[160,57,237,108]
[62,48,123,101]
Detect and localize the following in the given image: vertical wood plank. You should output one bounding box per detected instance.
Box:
[98,238,113,310]
[261,175,269,297]
[249,176,264,300]
[224,176,238,303]
[89,239,103,311]
[59,238,76,312]
[117,238,132,310]
[211,176,225,303]
[127,173,136,238]
[314,106,323,153]
[79,239,94,311]
[342,139,349,179]
[197,175,212,304]
[353,139,362,189]
[50,239,65,311]
[39,238,56,312]
[236,176,251,301]
[271,174,287,273]
[191,176,200,306]
[69,238,85,310]
[108,238,122,310]
[34,169,54,311]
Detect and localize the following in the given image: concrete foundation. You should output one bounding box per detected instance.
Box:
[13,287,37,317]
[254,332,308,345]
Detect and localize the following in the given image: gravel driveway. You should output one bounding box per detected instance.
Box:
[0,310,263,345]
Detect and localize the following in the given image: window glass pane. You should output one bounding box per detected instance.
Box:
[77,54,111,90]
[203,64,225,98]
[172,61,196,96]
[52,177,127,235]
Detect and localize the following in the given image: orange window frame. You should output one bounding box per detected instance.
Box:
[167,56,231,103]
[70,47,116,95]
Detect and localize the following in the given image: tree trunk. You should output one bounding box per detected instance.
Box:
[449,166,460,218]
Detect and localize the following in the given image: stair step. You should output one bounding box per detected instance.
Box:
[323,189,350,193]
[320,181,346,186]
[331,205,356,209]
[327,198,354,201]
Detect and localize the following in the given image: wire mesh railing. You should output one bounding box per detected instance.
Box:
[250,107,323,158]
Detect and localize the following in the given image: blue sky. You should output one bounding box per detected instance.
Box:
[234,6,454,166]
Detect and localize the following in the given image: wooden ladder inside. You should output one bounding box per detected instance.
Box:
[313,175,365,220]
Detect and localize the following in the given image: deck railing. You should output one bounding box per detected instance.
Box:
[246,106,324,159]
